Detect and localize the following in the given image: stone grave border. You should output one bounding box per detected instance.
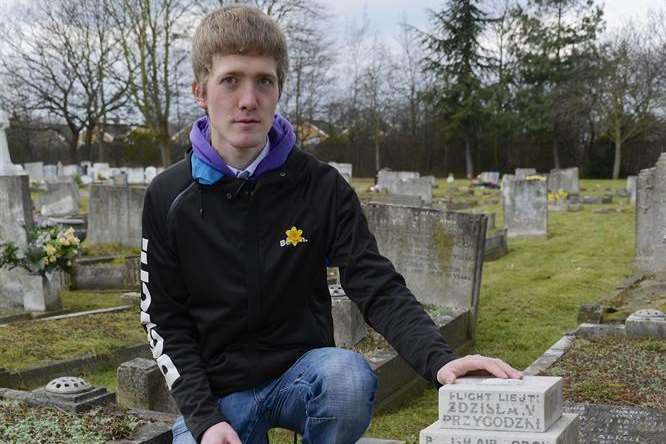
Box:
[0,342,150,389]
[72,254,140,290]
[372,309,471,412]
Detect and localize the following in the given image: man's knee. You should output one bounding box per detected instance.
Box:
[311,348,377,410]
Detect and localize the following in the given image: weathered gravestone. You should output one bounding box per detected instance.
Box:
[145,166,158,183]
[364,203,486,335]
[376,170,420,191]
[89,162,112,181]
[634,153,666,273]
[329,162,352,184]
[24,161,45,183]
[87,184,146,248]
[548,167,580,194]
[327,267,367,348]
[478,171,500,187]
[43,164,58,179]
[117,358,178,413]
[38,177,80,216]
[502,177,548,238]
[627,175,637,205]
[388,177,433,205]
[625,308,666,338]
[61,164,81,177]
[420,376,578,444]
[0,110,23,175]
[515,168,537,179]
[0,173,34,310]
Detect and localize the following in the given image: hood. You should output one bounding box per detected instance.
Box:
[190,113,296,185]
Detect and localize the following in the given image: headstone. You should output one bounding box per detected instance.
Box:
[43,164,58,179]
[485,228,508,261]
[56,161,64,177]
[478,172,500,187]
[126,167,146,184]
[376,170,420,191]
[329,162,353,184]
[388,177,433,205]
[0,174,34,310]
[38,177,80,216]
[420,414,578,444]
[422,175,436,186]
[117,358,178,413]
[144,166,158,183]
[87,184,146,247]
[627,175,637,205]
[0,110,23,175]
[625,308,666,338]
[112,171,129,186]
[420,376,578,444]
[548,167,580,194]
[634,153,666,273]
[61,164,81,177]
[502,177,548,238]
[90,162,111,181]
[515,168,537,179]
[24,162,45,183]
[446,174,454,184]
[364,204,486,318]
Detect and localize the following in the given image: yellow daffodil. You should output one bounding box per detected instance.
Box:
[285,226,303,247]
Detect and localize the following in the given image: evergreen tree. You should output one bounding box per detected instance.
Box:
[421,0,492,179]
[510,0,604,169]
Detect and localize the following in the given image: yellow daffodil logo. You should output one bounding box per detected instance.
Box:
[280,226,308,247]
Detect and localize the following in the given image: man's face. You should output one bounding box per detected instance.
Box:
[194,54,279,153]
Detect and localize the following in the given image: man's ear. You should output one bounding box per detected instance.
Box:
[192,81,206,109]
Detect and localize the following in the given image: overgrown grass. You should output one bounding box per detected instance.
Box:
[543,336,666,409]
[60,291,125,312]
[0,310,143,372]
[0,400,142,443]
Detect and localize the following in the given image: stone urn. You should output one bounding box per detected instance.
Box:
[22,270,63,312]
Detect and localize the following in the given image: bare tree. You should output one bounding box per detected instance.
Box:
[107,0,193,166]
[0,0,131,161]
[599,25,664,179]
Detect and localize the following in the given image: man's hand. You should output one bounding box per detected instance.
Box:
[201,421,242,444]
[437,354,523,385]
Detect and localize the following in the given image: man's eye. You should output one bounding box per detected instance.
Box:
[259,78,275,86]
[221,77,237,86]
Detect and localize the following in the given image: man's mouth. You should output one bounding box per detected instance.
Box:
[235,119,260,124]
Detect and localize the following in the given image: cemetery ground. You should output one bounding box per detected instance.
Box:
[2,178,662,442]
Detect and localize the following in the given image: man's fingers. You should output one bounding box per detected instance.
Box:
[482,359,509,379]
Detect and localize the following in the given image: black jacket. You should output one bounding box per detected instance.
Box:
[140,148,457,441]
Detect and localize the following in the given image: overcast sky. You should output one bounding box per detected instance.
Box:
[329,0,665,39]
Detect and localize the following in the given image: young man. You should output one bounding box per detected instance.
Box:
[140,6,521,444]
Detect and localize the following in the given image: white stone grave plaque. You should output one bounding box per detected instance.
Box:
[420,413,578,444]
[439,376,563,432]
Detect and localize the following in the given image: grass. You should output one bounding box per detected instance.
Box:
[543,336,666,409]
[80,242,140,257]
[0,310,143,373]
[60,291,125,312]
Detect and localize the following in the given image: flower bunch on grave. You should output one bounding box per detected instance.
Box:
[548,190,568,203]
[0,226,80,276]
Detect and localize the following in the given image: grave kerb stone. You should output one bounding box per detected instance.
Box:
[117,357,179,413]
[331,295,367,347]
[438,376,563,432]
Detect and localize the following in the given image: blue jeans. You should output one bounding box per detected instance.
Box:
[172,347,378,444]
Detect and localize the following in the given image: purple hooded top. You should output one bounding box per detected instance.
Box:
[189,113,296,184]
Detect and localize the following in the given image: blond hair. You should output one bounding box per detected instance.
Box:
[192,5,289,96]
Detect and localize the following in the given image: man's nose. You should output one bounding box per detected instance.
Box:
[238,83,259,110]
